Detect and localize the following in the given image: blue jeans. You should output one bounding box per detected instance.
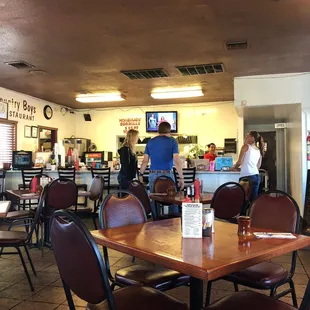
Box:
[240,174,261,202]
[149,171,179,214]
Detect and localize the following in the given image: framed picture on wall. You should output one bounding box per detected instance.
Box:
[0,102,8,119]
[24,125,31,138]
[31,126,38,138]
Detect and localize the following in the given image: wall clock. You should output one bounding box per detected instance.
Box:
[43,105,53,120]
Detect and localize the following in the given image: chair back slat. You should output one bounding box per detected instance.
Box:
[58,168,76,181]
[99,190,147,229]
[21,168,43,187]
[50,210,114,307]
[211,182,245,220]
[249,190,300,233]
[173,167,196,190]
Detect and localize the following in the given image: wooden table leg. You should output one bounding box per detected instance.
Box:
[190,276,203,310]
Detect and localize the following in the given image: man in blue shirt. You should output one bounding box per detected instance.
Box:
[139,122,184,214]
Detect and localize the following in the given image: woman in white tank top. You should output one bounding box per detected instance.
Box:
[232,131,264,201]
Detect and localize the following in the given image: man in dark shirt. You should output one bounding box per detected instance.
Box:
[139,122,184,213]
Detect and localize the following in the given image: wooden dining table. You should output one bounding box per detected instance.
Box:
[149,192,213,205]
[0,201,11,218]
[91,218,310,310]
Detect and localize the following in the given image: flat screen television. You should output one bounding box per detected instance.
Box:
[146,111,178,133]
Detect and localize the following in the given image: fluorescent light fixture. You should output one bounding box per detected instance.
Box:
[76,93,125,103]
[151,86,204,99]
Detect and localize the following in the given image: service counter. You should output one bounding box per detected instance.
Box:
[4,169,241,193]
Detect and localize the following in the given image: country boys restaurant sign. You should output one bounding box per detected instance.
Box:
[0,96,36,121]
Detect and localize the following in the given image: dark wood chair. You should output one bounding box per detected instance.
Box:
[58,167,88,207]
[0,169,6,200]
[204,279,310,310]
[91,167,112,193]
[137,167,150,189]
[173,167,196,191]
[205,190,301,307]
[88,176,105,229]
[210,182,245,222]
[128,179,155,219]
[153,175,179,219]
[18,167,43,210]
[98,190,189,292]
[42,178,78,254]
[0,186,46,291]
[50,209,188,310]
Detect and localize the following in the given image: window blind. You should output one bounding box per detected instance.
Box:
[0,121,17,164]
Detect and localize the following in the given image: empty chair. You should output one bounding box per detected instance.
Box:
[99,190,189,291]
[50,209,188,310]
[91,167,112,193]
[153,175,179,218]
[0,170,6,200]
[88,176,105,229]
[173,167,196,191]
[210,182,245,221]
[0,186,46,291]
[58,167,88,207]
[205,190,300,307]
[128,179,154,219]
[19,167,43,190]
[137,167,150,188]
[41,178,78,252]
[204,279,310,310]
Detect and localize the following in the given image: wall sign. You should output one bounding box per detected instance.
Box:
[0,102,8,119]
[119,118,141,133]
[0,96,36,121]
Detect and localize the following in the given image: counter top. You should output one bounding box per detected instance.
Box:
[5,169,240,174]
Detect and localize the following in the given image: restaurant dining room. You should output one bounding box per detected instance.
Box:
[1,0,310,309]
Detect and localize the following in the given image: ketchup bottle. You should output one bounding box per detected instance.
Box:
[31,176,38,193]
[194,179,201,202]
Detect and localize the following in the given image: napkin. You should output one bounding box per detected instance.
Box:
[253,232,296,239]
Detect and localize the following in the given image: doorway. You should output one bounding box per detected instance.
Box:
[260,131,277,190]
[38,126,58,152]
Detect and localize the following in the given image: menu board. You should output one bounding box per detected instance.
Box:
[182,202,202,238]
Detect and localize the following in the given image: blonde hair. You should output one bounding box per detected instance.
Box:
[122,129,139,150]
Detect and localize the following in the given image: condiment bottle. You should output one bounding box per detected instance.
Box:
[31,177,38,193]
[194,179,200,202]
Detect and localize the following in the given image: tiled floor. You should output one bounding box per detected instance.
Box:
[0,219,309,309]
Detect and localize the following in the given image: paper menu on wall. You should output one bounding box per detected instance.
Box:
[182,202,202,238]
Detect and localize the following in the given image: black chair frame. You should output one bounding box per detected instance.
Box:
[50,210,115,310]
[206,189,301,307]
[91,167,112,193]
[173,167,196,191]
[98,190,147,289]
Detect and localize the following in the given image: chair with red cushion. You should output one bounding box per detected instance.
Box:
[204,279,310,310]
[98,190,189,291]
[50,209,188,310]
[205,190,300,307]
[211,182,245,222]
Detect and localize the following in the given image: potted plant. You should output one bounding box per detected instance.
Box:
[188,144,205,159]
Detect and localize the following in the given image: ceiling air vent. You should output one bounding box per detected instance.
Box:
[121,68,168,80]
[5,60,34,69]
[225,40,248,50]
[176,63,224,76]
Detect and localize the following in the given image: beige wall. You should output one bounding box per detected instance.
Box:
[286,105,303,211]
[74,101,241,157]
[0,87,76,152]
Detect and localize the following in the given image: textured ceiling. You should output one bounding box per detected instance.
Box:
[0,0,310,108]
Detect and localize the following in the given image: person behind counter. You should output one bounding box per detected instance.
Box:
[117,129,139,190]
[231,131,264,201]
[204,143,217,161]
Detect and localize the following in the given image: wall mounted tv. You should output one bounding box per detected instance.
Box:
[146,111,178,133]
